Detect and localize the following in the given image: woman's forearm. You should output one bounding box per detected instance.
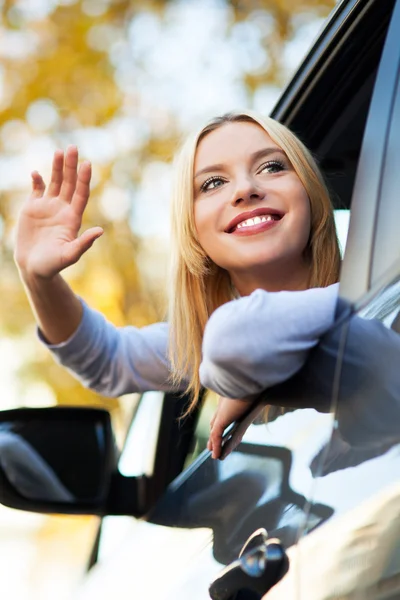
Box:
[20,272,83,344]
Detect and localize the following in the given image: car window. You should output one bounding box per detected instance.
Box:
[183,391,217,467]
[334,209,350,256]
[96,391,164,561]
[118,391,164,478]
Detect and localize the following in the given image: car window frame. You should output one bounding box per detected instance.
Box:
[370,7,400,284]
[273,0,376,125]
[339,0,400,302]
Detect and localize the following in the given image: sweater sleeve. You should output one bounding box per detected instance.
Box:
[38,300,181,397]
[199,283,339,399]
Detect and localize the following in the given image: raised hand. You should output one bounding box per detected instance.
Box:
[15,146,103,280]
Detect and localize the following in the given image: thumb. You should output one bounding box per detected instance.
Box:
[62,227,103,267]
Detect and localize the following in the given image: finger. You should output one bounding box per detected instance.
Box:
[71,161,91,214]
[60,145,78,202]
[61,227,103,269]
[210,395,223,429]
[47,150,65,198]
[31,171,46,198]
[210,421,225,460]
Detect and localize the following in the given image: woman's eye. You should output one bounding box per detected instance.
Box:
[200,176,227,192]
[258,160,285,174]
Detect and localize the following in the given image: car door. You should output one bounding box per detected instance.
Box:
[270,1,400,598]
[264,276,400,600]
[300,282,400,600]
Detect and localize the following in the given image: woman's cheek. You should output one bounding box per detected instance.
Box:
[194,204,212,253]
[294,193,312,247]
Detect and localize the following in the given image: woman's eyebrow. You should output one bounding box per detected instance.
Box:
[194,163,225,179]
[194,146,286,179]
[250,147,286,163]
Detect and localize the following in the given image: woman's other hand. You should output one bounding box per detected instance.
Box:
[15,146,103,281]
[207,396,250,460]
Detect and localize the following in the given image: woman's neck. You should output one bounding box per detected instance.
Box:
[230,260,311,296]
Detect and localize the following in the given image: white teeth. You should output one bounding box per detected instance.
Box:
[237,218,254,228]
[236,215,275,229]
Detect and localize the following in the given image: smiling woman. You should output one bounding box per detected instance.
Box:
[169,112,340,421]
[14,110,341,459]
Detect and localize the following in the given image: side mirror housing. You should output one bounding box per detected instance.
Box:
[0,407,148,516]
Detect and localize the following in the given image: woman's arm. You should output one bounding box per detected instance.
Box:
[15,147,178,396]
[200,284,339,400]
[20,273,85,345]
[203,285,339,458]
[42,301,177,396]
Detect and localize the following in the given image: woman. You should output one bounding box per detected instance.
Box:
[14,111,341,459]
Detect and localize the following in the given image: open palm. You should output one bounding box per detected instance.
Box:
[15,146,103,279]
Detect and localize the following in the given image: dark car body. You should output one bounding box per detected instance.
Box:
[1,0,400,598]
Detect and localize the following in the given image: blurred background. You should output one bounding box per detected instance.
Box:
[0,0,338,597]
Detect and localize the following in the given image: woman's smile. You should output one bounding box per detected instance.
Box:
[225,207,284,235]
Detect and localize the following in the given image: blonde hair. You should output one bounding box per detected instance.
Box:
[168,110,341,412]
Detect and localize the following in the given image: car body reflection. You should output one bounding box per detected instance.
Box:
[0,427,75,502]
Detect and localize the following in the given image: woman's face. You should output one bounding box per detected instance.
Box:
[193,121,312,294]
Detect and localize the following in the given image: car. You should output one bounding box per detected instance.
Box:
[1,0,400,598]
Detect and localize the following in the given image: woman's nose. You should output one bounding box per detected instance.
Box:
[231,177,266,206]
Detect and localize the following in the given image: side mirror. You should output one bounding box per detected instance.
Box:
[0,407,148,516]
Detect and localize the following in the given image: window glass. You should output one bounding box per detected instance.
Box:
[184,391,218,467]
[118,391,164,478]
[97,391,164,562]
[334,209,350,257]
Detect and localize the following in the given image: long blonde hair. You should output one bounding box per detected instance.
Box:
[168,110,341,412]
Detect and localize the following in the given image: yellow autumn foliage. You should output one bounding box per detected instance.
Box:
[0,0,335,415]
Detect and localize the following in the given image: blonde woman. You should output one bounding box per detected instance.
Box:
[15,111,341,459]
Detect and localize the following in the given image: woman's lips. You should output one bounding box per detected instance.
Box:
[225,207,284,233]
[230,216,283,236]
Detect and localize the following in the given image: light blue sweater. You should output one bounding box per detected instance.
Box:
[41,283,339,399]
